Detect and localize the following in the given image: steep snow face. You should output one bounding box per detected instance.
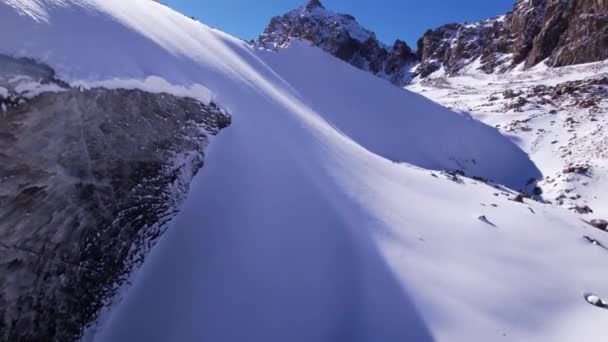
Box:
[255,0,418,86]
[2,1,608,342]
[409,60,608,218]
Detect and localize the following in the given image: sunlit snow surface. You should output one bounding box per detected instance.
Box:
[1,1,608,341]
[409,59,608,218]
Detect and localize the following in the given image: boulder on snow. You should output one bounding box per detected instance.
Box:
[585,293,608,309]
[512,194,525,203]
[572,205,594,214]
[588,219,608,231]
[563,163,591,175]
[478,215,497,227]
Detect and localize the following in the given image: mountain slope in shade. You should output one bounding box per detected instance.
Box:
[0,1,607,342]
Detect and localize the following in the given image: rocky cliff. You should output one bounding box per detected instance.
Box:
[417,0,608,77]
[258,0,608,81]
[0,55,230,342]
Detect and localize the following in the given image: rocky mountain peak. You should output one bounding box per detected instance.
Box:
[256,0,607,83]
[255,1,418,86]
[305,0,324,11]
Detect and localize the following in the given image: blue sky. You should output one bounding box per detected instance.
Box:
[165,0,515,47]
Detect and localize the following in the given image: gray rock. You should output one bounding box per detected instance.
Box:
[0,56,230,342]
[589,219,608,231]
[414,0,607,76]
[585,293,608,309]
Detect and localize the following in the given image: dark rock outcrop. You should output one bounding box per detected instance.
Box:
[588,219,608,231]
[255,0,418,85]
[417,0,608,77]
[0,56,230,341]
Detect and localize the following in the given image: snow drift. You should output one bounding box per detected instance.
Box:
[1,1,607,342]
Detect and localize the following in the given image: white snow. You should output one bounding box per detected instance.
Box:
[409,59,608,218]
[1,1,608,342]
[73,76,214,104]
[13,80,65,97]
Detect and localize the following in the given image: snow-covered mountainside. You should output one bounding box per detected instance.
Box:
[258,0,608,218]
[255,0,418,86]
[259,0,608,81]
[410,60,608,218]
[1,1,608,342]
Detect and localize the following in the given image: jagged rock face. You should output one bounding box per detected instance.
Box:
[416,18,515,77]
[416,0,608,77]
[545,0,608,67]
[255,0,418,85]
[0,56,230,341]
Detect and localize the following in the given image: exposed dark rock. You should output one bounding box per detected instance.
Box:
[512,193,525,203]
[478,215,497,227]
[585,293,608,309]
[0,56,230,341]
[563,163,591,175]
[548,0,608,67]
[503,89,522,99]
[583,236,606,249]
[498,77,608,116]
[588,219,608,231]
[572,205,594,214]
[416,0,608,77]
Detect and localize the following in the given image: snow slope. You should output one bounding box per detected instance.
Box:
[409,60,608,217]
[1,1,608,341]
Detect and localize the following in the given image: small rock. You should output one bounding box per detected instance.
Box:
[503,89,520,99]
[583,236,605,248]
[563,163,591,175]
[585,293,608,309]
[589,219,608,231]
[478,215,496,227]
[572,205,594,214]
[512,194,525,203]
